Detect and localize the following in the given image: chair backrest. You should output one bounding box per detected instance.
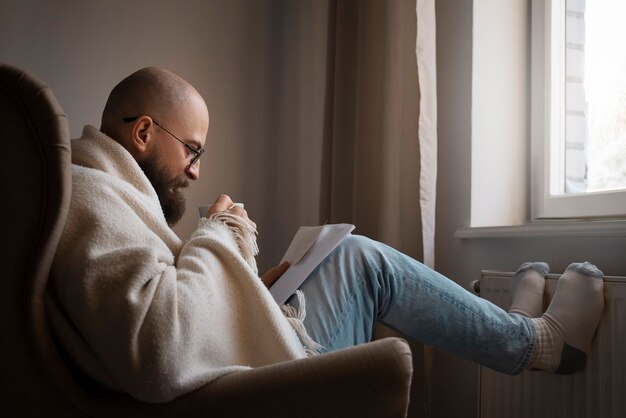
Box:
[0,64,415,418]
[0,63,77,414]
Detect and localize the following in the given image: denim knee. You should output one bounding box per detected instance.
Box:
[336,235,378,256]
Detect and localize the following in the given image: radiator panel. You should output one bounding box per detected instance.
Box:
[479,272,626,418]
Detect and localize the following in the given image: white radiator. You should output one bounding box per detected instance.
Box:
[477,271,626,418]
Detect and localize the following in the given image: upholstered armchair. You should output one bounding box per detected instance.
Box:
[0,63,413,417]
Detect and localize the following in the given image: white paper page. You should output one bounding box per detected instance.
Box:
[269,223,355,304]
[279,226,324,265]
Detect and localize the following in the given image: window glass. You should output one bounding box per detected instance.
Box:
[564,0,626,194]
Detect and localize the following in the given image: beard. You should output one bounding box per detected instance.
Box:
[139,157,189,227]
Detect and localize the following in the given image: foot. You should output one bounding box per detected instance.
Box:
[510,262,549,318]
[528,262,604,374]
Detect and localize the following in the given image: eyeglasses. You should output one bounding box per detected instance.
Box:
[122,116,205,166]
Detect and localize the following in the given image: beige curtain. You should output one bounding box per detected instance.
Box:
[320,0,424,261]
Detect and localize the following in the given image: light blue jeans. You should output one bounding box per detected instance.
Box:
[287,235,535,375]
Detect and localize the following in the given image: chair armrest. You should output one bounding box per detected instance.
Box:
[172,337,413,418]
[92,337,413,418]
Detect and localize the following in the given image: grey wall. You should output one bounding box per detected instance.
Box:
[0,0,330,272]
[434,1,626,417]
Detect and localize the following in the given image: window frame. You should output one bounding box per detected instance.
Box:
[531,0,626,220]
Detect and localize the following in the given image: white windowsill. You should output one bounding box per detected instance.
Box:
[455,219,626,239]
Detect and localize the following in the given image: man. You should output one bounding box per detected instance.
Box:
[47,67,605,403]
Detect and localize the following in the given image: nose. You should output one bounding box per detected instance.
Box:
[185,161,200,180]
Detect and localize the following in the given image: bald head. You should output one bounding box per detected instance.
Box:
[101,67,206,144]
[99,68,209,225]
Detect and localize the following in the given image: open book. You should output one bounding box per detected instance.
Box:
[269,224,355,304]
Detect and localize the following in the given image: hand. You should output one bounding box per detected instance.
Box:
[204,194,257,230]
[261,261,290,289]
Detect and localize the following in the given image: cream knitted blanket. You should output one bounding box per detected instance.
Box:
[47,126,307,402]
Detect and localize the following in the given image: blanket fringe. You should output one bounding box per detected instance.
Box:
[208,212,259,273]
[281,290,324,356]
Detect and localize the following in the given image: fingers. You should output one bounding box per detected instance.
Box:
[261,261,290,288]
[205,194,235,217]
[226,204,246,217]
[274,260,290,276]
[205,194,257,230]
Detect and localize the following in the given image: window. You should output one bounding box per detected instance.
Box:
[532,0,626,219]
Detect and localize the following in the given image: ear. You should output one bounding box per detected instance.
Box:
[130,116,155,158]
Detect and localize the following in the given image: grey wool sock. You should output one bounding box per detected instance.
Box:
[528,262,604,374]
[510,262,549,317]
